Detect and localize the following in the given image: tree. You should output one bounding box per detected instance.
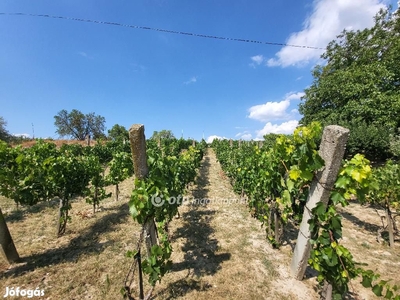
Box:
[108,124,129,141]
[150,130,175,140]
[54,109,106,140]
[0,117,11,142]
[299,8,400,160]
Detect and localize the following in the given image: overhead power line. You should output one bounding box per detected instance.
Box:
[0,12,325,50]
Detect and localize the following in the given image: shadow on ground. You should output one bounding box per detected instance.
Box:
[0,202,130,279]
[3,199,60,223]
[155,153,231,299]
[340,210,382,235]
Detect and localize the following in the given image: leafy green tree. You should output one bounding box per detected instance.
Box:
[299,8,400,160]
[150,130,175,141]
[54,109,106,140]
[108,124,129,141]
[389,129,400,158]
[0,117,11,142]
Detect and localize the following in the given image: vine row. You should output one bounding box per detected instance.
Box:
[212,122,399,299]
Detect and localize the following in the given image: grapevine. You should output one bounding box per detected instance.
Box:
[213,123,400,299]
[128,140,205,287]
[0,139,134,236]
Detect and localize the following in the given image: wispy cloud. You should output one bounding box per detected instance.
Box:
[266,0,387,67]
[184,76,197,85]
[78,51,94,59]
[249,55,265,67]
[235,126,249,129]
[248,92,304,122]
[131,63,147,72]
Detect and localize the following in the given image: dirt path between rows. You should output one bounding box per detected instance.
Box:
[154,148,318,299]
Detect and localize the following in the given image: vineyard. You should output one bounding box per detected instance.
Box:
[0,123,399,299]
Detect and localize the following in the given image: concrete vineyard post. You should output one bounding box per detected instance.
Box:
[291,125,350,282]
[0,208,20,264]
[129,124,158,255]
[386,207,395,247]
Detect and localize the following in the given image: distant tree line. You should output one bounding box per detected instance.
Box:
[1,110,181,145]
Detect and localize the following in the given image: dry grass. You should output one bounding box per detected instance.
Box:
[337,203,400,299]
[0,148,399,300]
[0,179,139,300]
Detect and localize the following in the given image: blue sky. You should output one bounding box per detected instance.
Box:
[1,0,398,142]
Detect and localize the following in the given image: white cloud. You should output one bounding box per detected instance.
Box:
[256,120,299,138]
[248,92,304,122]
[240,133,252,140]
[290,108,299,114]
[248,100,290,122]
[235,131,252,140]
[13,133,30,138]
[249,55,265,67]
[206,135,227,143]
[267,0,387,67]
[251,55,264,64]
[285,92,305,101]
[184,76,197,85]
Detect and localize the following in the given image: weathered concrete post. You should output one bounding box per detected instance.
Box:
[192,140,196,147]
[386,208,395,247]
[0,208,20,264]
[129,124,158,255]
[229,139,233,147]
[291,125,349,281]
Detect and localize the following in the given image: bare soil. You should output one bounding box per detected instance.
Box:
[0,148,398,299]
